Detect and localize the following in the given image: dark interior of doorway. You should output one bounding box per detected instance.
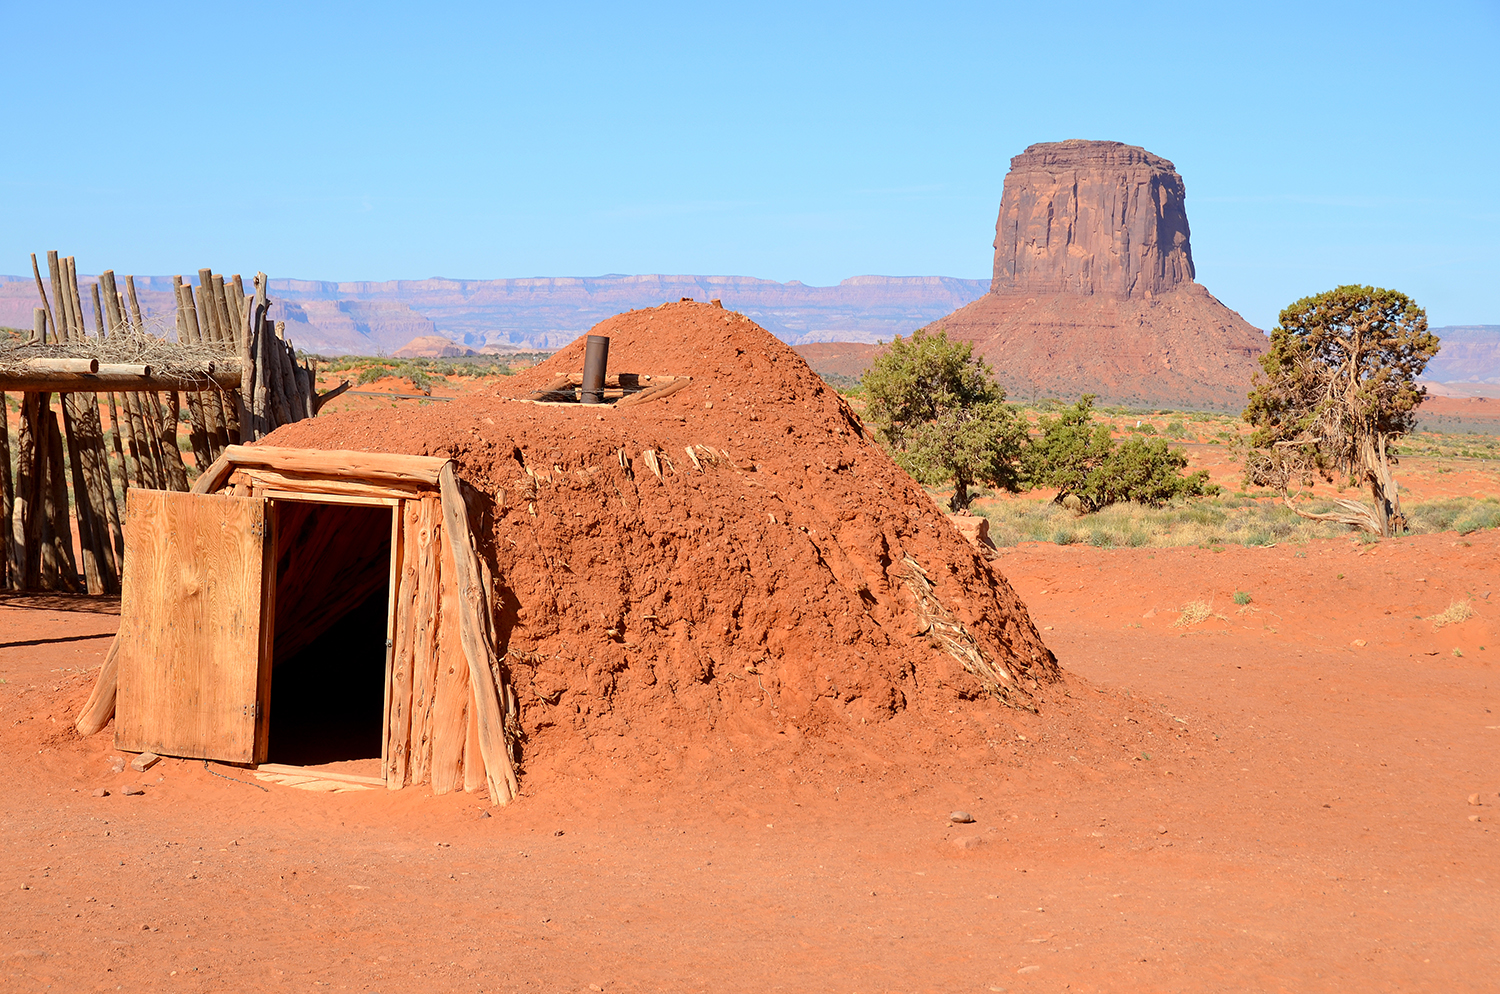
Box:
[265,501,393,768]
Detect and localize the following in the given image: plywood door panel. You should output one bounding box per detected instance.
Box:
[114,490,273,763]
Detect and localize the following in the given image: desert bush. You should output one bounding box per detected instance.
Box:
[863,327,1026,510]
[1233,591,1252,605]
[1427,600,1473,629]
[1174,601,1213,627]
[1024,396,1216,512]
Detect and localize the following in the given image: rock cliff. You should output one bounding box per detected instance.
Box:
[993,140,1194,298]
[929,140,1268,410]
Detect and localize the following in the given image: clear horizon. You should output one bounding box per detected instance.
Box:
[4,1,1496,331]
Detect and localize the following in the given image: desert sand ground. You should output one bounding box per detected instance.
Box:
[2,373,1497,993]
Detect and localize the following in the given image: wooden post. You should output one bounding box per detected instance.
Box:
[0,390,12,589]
[101,273,158,489]
[429,499,470,794]
[45,253,66,347]
[181,281,227,461]
[92,283,135,493]
[60,399,104,593]
[438,464,518,804]
[44,410,82,592]
[172,279,214,474]
[408,497,441,785]
[385,501,421,788]
[72,275,121,587]
[16,393,42,589]
[126,275,189,493]
[30,254,55,343]
[193,281,235,455]
[209,275,244,442]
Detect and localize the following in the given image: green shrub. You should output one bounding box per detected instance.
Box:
[1024,396,1216,512]
[1233,591,1252,605]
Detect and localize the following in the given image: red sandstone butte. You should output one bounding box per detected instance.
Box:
[931,139,1268,410]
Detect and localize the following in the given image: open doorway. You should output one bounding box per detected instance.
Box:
[265,499,395,772]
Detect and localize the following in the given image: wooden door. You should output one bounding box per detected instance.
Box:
[114,490,275,763]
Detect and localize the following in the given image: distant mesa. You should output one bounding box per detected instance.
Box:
[929,139,1269,410]
[392,334,477,358]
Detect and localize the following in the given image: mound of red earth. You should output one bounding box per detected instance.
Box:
[268,301,1058,776]
[930,140,1267,410]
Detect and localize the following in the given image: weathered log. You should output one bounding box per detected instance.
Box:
[172,279,214,473]
[612,375,693,408]
[211,275,236,350]
[45,253,66,345]
[124,275,146,332]
[463,686,484,794]
[59,398,105,593]
[179,281,227,461]
[314,380,353,412]
[0,390,11,588]
[32,307,46,344]
[59,256,82,342]
[99,273,157,488]
[429,497,469,794]
[43,410,82,591]
[438,463,518,804]
[194,279,237,453]
[30,254,55,343]
[385,502,421,788]
[192,445,449,494]
[0,369,239,393]
[25,358,99,374]
[90,283,136,492]
[407,497,442,786]
[75,634,120,735]
[230,467,430,499]
[16,393,42,589]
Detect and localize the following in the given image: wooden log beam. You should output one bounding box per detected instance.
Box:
[193,445,449,493]
[0,369,240,393]
[235,466,430,499]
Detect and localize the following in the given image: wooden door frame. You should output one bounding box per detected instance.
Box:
[260,491,407,782]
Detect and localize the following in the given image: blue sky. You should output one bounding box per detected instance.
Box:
[3,1,1496,329]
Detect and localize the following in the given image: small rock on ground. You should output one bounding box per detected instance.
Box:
[129,752,161,773]
[950,811,975,823]
[120,784,144,796]
[952,835,984,850]
[91,788,109,797]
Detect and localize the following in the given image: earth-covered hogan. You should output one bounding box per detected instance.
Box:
[265,300,1061,780]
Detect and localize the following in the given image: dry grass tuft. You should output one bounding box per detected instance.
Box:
[1173,601,1214,628]
[1427,600,1474,630]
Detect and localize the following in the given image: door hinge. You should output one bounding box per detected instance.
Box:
[242,702,262,719]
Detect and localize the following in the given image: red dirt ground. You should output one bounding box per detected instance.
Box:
[3,530,1496,991]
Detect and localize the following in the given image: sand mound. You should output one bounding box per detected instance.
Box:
[268,302,1058,770]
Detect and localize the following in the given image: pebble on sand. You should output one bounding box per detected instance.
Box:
[950,811,975,823]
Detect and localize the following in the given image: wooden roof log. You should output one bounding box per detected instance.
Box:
[193,444,451,495]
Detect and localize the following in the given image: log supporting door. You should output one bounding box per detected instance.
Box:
[113,490,276,762]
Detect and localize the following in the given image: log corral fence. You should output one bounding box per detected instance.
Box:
[0,252,350,593]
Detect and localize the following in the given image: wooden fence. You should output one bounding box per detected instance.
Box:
[0,252,347,593]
